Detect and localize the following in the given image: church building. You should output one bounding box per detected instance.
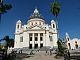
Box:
[65,32,80,49]
[14,8,58,50]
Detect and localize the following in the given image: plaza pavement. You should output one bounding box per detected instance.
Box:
[16,51,64,60]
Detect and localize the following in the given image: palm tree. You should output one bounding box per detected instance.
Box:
[51,0,61,41]
[51,0,62,56]
[51,0,61,18]
[0,0,12,22]
[3,36,9,49]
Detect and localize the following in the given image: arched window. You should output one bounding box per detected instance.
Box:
[75,41,78,49]
[53,24,55,28]
[68,43,71,49]
[17,25,19,28]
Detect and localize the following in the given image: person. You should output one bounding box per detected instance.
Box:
[50,48,52,55]
[67,50,70,60]
[64,50,67,60]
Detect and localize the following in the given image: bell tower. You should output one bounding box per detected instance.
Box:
[16,20,22,33]
[65,32,70,42]
[51,20,56,29]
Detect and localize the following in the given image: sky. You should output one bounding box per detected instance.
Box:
[0,0,80,39]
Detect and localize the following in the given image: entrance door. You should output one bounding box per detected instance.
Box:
[34,44,38,49]
[40,43,43,48]
[29,44,32,49]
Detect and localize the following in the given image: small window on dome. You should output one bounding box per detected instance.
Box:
[39,22,41,25]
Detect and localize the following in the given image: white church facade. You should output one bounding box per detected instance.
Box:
[65,32,80,49]
[14,8,58,50]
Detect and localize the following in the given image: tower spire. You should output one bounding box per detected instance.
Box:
[34,8,39,13]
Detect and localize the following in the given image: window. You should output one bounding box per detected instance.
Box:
[75,41,78,49]
[30,37,32,41]
[34,33,38,41]
[20,36,23,42]
[34,44,38,49]
[49,36,52,41]
[29,33,32,41]
[29,44,32,49]
[40,37,43,41]
[40,43,43,48]
[34,33,38,36]
[68,43,71,49]
[17,25,19,28]
[35,37,38,41]
[29,33,32,36]
[40,33,43,36]
[40,33,43,41]
[53,24,55,28]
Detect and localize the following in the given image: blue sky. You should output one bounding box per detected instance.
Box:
[0,0,80,39]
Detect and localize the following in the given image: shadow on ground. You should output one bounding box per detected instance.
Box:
[7,53,34,60]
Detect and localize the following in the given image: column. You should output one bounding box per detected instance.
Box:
[38,33,40,48]
[32,33,34,49]
[43,33,46,47]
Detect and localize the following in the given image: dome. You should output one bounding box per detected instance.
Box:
[29,8,44,19]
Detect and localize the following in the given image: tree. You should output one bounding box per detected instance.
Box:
[51,0,61,18]
[0,0,12,22]
[3,36,14,49]
[57,39,64,55]
[8,39,14,48]
[51,0,61,53]
[50,0,61,37]
[3,36,9,49]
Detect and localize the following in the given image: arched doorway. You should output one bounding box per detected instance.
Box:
[68,43,71,49]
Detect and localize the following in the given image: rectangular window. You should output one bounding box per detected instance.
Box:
[40,33,43,36]
[30,37,32,41]
[40,37,43,41]
[34,33,38,41]
[29,33,32,41]
[20,36,23,42]
[29,33,32,36]
[34,33,38,36]
[40,33,43,41]
[49,36,52,41]
[35,37,38,41]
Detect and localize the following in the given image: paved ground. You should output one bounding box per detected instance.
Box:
[15,51,64,60]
